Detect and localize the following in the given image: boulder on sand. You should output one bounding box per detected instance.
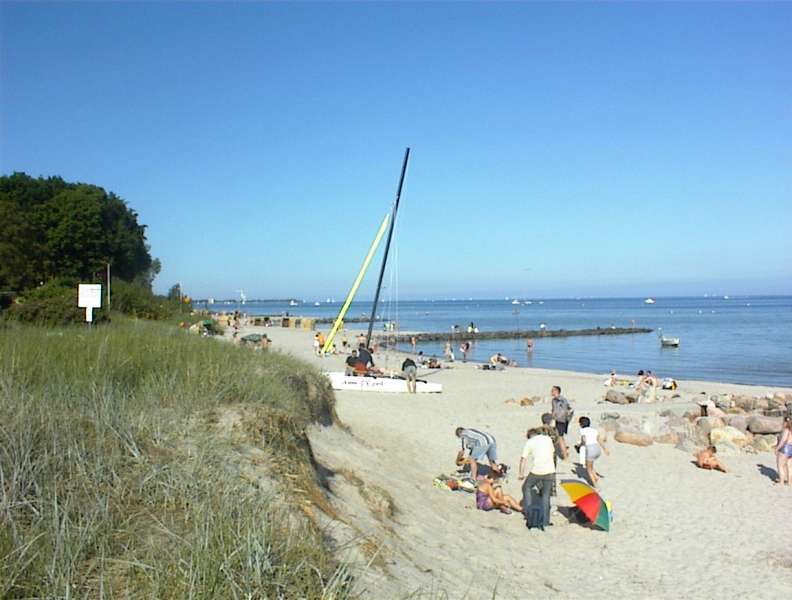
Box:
[709,426,750,448]
[752,434,778,453]
[653,432,679,445]
[748,416,783,435]
[695,417,726,436]
[605,390,634,405]
[726,415,749,432]
[615,431,654,447]
[715,441,740,456]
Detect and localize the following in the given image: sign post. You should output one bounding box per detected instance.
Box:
[78,284,102,323]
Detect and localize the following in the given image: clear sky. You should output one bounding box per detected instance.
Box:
[2,2,791,300]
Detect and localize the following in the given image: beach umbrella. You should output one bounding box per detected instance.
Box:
[559,479,611,531]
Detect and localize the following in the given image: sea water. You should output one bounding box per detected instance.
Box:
[211,296,792,387]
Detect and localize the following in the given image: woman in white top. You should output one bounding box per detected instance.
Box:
[577,416,608,487]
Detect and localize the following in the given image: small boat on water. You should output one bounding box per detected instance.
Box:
[660,336,680,347]
[511,299,521,305]
[644,298,656,304]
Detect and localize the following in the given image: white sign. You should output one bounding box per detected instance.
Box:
[78,284,102,322]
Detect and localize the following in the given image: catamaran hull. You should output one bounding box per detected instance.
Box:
[326,372,442,393]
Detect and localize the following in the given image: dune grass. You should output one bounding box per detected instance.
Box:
[0,318,350,598]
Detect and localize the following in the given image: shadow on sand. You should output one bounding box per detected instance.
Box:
[756,463,779,483]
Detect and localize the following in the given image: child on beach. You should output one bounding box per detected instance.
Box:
[694,446,727,473]
[774,417,792,485]
[577,416,608,487]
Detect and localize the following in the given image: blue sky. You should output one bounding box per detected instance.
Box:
[2,2,791,299]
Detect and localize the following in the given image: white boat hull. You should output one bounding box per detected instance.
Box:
[326,372,442,393]
[660,337,680,347]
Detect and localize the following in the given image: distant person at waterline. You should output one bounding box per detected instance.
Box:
[460,341,471,362]
[443,341,455,362]
[455,427,498,482]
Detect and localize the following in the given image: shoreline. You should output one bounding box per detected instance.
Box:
[227,321,792,597]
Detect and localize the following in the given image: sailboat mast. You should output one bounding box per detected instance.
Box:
[366,147,410,348]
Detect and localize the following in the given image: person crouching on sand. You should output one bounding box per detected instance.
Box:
[455,427,498,482]
[475,465,522,514]
[694,446,727,473]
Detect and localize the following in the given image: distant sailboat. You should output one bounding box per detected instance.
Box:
[644,298,656,304]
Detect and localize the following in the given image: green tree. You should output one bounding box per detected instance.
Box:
[0,173,154,292]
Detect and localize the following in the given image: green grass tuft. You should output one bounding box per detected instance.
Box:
[0,320,350,598]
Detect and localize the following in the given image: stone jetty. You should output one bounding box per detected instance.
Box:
[377,326,652,343]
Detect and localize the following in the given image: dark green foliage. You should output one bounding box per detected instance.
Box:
[0,172,153,292]
[4,278,109,326]
[111,278,178,320]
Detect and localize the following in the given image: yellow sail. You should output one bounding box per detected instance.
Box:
[322,213,390,354]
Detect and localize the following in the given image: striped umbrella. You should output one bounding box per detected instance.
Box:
[560,479,611,531]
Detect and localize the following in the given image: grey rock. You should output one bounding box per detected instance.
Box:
[604,390,631,405]
[747,415,783,435]
[695,416,726,435]
[726,415,749,432]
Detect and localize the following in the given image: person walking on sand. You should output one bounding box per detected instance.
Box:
[402,356,417,393]
[518,427,556,528]
[410,336,417,353]
[455,427,498,482]
[576,416,608,487]
[551,386,572,460]
[774,417,792,485]
[443,341,455,362]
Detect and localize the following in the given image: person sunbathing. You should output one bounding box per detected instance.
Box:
[475,467,522,514]
[694,446,727,472]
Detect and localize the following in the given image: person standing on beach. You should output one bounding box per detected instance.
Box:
[460,341,471,363]
[551,386,572,460]
[313,333,321,356]
[443,341,455,362]
[455,427,498,482]
[518,427,556,528]
[410,336,417,353]
[775,417,792,485]
[357,344,374,369]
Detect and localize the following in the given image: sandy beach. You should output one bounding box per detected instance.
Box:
[229,322,792,598]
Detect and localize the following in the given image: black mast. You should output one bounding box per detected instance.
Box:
[366,147,410,348]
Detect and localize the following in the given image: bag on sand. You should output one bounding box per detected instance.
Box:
[525,505,545,531]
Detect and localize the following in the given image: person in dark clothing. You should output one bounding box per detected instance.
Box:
[402,357,417,393]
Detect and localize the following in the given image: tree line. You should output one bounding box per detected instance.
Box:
[0,173,187,324]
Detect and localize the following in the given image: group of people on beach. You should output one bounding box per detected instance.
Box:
[452,386,608,528]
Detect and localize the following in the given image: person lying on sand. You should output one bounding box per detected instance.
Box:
[475,466,521,514]
[694,446,727,472]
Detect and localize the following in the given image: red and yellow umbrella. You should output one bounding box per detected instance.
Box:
[560,479,611,531]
